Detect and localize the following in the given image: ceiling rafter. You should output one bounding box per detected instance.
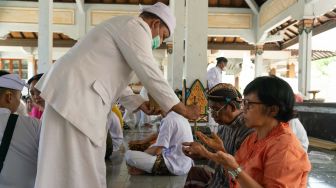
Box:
[281,19,336,50]
[287,28,297,35]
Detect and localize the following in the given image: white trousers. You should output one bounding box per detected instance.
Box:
[125,150,157,173]
[34,104,107,188]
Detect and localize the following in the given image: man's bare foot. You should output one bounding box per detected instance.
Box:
[127,166,146,175]
[143,123,153,129]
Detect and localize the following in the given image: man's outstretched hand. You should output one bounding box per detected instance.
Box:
[139,101,161,115]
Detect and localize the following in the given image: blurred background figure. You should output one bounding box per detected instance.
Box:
[27,74,44,119]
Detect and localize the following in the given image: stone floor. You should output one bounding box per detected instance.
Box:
[106,125,336,188]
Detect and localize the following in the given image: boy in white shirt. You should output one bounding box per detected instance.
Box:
[125,111,193,175]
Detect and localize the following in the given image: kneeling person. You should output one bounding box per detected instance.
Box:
[125,111,193,175]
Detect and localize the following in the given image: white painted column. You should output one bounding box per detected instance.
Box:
[184,0,208,87]
[298,19,313,97]
[166,43,174,86]
[38,0,53,73]
[170,0,185,90]
[254,45,264,77]
[27,55,35,79]
[76,0,86,40]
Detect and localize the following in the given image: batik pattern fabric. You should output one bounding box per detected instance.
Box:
[151,154,171,175]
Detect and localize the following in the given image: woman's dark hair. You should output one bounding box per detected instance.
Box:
[243,76,295,122]
[28,73,43,85]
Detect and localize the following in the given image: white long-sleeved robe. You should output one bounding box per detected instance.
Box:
[34,16,180,188]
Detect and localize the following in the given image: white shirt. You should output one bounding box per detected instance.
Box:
[151,112,194,175]
[35,16,180,146]
[107,112,123,151]
[207,66,223,89]
[0,108,41,188]
[289,118,309,152]
[16,100,28,116]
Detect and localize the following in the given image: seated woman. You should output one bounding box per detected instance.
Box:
[125,111,193,176]
[206,76,311,187]
[27,74,45,119]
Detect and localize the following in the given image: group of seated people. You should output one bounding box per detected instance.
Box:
[0,69,311,188]
[125,76,311,187]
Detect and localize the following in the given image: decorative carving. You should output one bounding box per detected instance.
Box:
[298,19,314,35]
[166,43,173,54]
[185,79,208,122]
[255,45,264,55]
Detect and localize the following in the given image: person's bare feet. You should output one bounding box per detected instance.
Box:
[143,123,153,129]
[127,166,145,175]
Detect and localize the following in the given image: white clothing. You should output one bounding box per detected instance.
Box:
[34,16,179,188]
[35,16,180,147]
[289,118,309,152]
[140,2,176,36]
[126,112,193,175]
[123,109,141,128]
[125,150,157,173]
[34,104,106,188]
[0,108,40,188]
[107,112,123,151]
[0,74,27,90]
[16,100,28,116]
[207,66,223,89]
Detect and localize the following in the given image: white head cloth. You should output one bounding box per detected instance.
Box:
[140,2,176,36]
[0,74,27,91]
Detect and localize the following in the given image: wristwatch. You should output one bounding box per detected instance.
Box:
[228,166,242,181]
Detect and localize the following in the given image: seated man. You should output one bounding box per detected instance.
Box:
[183,83,253,188]
[0,71,41,188]
[125,111,193,176]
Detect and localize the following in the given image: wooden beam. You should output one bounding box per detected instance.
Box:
[208,42,254,50]
[281,37,298,49]
[281,20,297,31]
[282,19,336,49]
[309,137,336,150]
[287,28,297,35]
[0,39,282,51]
[0,39,77,47]
[313,19,336,36]
[208,42,280,50]
[284,32,292,39]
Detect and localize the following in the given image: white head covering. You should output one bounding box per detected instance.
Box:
[0,74,28,91]
[140,2,176,36]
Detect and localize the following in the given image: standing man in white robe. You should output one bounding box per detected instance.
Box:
[34,2,199,188]
[207,57,228,89]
